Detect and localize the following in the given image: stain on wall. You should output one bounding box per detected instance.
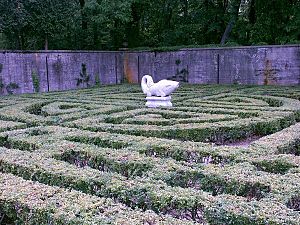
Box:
[0,45,299,95]
[124,52,139,83]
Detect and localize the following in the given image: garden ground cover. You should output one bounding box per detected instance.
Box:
[0,84,300,224]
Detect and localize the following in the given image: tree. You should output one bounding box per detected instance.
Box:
[0,0,299,49]
[220,0,242,45]
[250,0,300,44]
[25,0,77,50]
[0,0,29,49]
[0,0,78,50]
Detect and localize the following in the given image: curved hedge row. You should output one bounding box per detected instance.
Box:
[0,84,300,224]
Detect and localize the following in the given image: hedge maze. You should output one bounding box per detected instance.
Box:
[0,84,300,224]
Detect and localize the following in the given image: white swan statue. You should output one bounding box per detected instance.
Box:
[141,75,179,97]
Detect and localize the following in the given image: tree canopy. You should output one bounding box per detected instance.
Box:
[0,0,299,50]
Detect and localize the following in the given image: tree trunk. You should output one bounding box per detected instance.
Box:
[17,31,23,50]
[127,2,141,47]
[248,0,256,24]
[220,19,234,45]
[165,3,173,29]
[79,0,87,30]
[220,0,242,45]
[79,0,88,49]
[44,35,48,50]
[181,0,188,19]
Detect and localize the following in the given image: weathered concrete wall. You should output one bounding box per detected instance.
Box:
[0,45,299,95]
[136,50,219,84]
[218,46,300,85]
[0,51,123,95]
[130,45,300,85]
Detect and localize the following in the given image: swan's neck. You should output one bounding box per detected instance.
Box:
[142,75,154,87]
[141,75,154,95]
[146,77,154,87]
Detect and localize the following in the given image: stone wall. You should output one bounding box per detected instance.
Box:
[0,51,123,95]
[129,45,300,85]
[0,45,299,95]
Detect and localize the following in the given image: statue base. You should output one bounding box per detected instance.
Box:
[145,96,172,108]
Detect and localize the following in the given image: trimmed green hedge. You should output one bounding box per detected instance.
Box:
[0,172,198,225]
[1,84,300,224]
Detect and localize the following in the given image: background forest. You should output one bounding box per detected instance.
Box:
[0,0,299,50]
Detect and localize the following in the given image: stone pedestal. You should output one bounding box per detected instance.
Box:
[145,96,172,108]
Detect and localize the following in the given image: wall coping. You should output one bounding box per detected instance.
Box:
[0,44,299,54]
[0,50,121,54]
[129,44,300,53]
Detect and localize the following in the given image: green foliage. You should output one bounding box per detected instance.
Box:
[168,59,189,82]
[0,172,191,225]
[254,159,296,174]
[0,0,77,49]
[95,73,100,87]
[248,0,299,44]
[76,63,90,88]
[5,82,19,95]
[0,85,300,223]
[31,70,40,93]
[83,0,133,49]
[0,77,4,90]
[0,0,299,50]
[0,33,7,49]
[0,77,5,95]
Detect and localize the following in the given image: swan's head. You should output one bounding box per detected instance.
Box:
[141,75,155,95]
[142,75,154,87]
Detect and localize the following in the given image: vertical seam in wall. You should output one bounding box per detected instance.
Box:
[122,52,125,83]
[217,53,220,84]
[46,55,50,91]
[298,48,300,85]
[115,54,118,84]
[187,64,189,83]
[137,55,140,82]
